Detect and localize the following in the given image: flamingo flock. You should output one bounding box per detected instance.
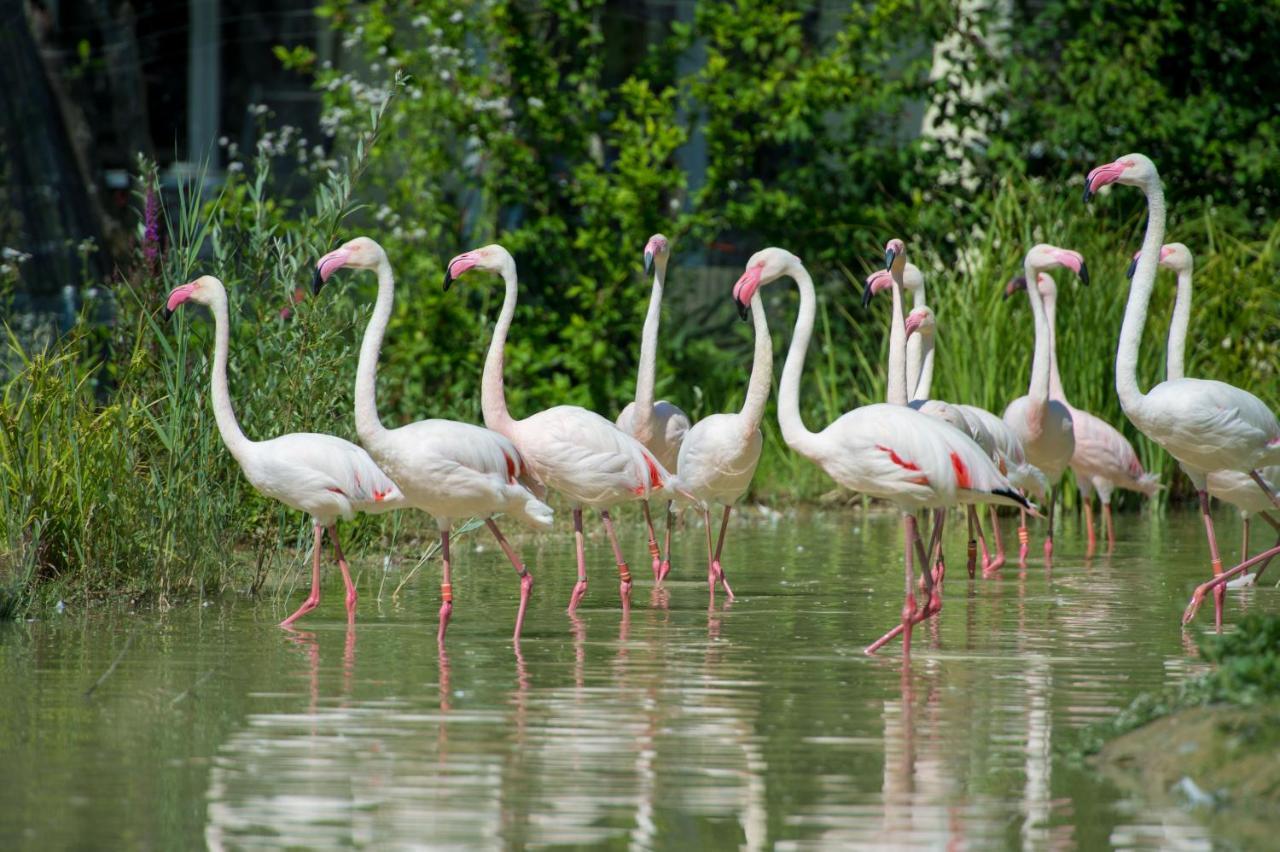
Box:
[164,151,1278,655]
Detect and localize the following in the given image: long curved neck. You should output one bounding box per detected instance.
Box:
[630,261,666,441]
[354,259,393,441]
[1021,260,1053,406]
[886,275,908,406]
[1166,266,1191,381]
[905,282,926,400]
[1043,288,1068,404]
[482,262,518,436]
[738,290,773,431]
[777,263,821,456]
[208,294,252,461]
[1117,178,1167,413]
[912,332,934,401]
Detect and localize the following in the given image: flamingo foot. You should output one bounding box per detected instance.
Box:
[1044,537,1054,561]
[513,572,533,640]
[567,579,588,614]
[1182,587,1206,626]
[619,578,633,612]
[437,600,453,644]
[966,541,977,579]
[865,593,925,656]
[280,595,319,628]
[1214,584,1224,633]
[711,560,735,602]
[651,557,662,582]
[345,588,358,621]
[657,560,672,582]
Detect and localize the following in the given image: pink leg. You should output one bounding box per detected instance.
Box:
[1242,516,1251,565]
[985,506,1006,575]
[866,513,924,656]
[925,509,945,614]
[1103,502,1116,550]
[1251,514,1280,584]
[711,505,735,601]
[438,529,453,645]
[966,507,978,579]
[281,523,324,628]
[641,500,663,582]
[1184,540,1280,625]
[567,506,588,613]
[973,507,992,575]
[1083,499,1096,558]
[327,524,358,623]
[1250,470,1280,511]
[703,507,717,605]
[599,510,632,612]
[486,518,534,640]
[1198,490,1225,631]
[658,501,674,581]
[1043,486,1057,564]
[1018,510,1030,565]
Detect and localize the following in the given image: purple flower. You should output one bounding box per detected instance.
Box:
[143,188,161,269]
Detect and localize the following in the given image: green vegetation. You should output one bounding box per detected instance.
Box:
[3,1,1279,614]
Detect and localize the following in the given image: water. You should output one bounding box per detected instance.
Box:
[2,509,1274,849]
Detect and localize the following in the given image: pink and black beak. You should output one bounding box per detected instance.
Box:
[1003,275,1028,301]
[1126,250,1141,280]
[884,244,897,272]
[443,250,480,291]
[862,269,892,308]
[732,263,764,321]
[313,246,352,295]
[1053,249,1089,285]
[162,281,197,320]
[1083,159,1128,203]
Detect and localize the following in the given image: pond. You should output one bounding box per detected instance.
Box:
[1,508,1274,849]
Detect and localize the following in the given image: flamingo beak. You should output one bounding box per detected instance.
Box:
[904,313,922,337]
[313,247,352,294]
[644,250,653,275]
[884,246,897,272]
[443,252,479,291]
[862,270,893,308]
[163,282,197,320]
[1003,275,1027,301]
[732,265,763,322]
[1083,160,1126,203]
[1126,252,1140,280]
[1078,260,1090,286]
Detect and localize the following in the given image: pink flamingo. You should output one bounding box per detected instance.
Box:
[163,275,404,628]
[1083,153,1280,628]
[444,244,675,614]
[314,238,554,642]
[1005,273,1160,554]
[670,258,773,604]
[1002,245,1088,562]
[744,246,1033,657]
[1132,242,1280,581]
[615,234,691,582]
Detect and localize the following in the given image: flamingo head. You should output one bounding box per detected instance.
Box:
[313,236,386,294]
[1003,274,1027,301]
[1024,244,1089,286]
[861,269,893,307]
[443,244,515,291]
[643,233,670,275]
[163,275,223,319]
[884,237,907,273]
[903,306,935,339]
[1083,153,1157,202]
[732,247,798,320]
[1129,243,1192,279]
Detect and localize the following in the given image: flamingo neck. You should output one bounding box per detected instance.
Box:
[738,290,773,431]
[886,271,908,406]
[630,260,666,442]
[1021,257,1053,407]
[1116,177,1166,415]
[1166,265,1191,381]
[1043,287,1069,404]
[912,332,934,401]
[207,291,252,461]
[354,258,392,442]
[482,259,518,437]
[905,281,926,400]
[777,261,820,456]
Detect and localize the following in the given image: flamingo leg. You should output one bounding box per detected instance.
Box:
[703,507,716,604]
[641,501,662,582]
[658,501,675,582]
[1196,490,1225,632]
[1103,501,1116,550]
[865,513,924,656]
[972,507,992,575]
[599,510,632,612]
[1247,514,1280,585]
[1250,470,1280,511]
[568,506,588,613]
[1083,499,1096,557]
[437,529,453,644]
[985,506,1006,575]
[711,505,735,601]
[1242,516,1251,564]
[281,523,324,628]
[1184,539,1280,624]
[327,524,357,623]
[966,507,978,579]
[1017,509,1030,565]
[925,509,945,615]
[1044,486,1058,563]
[485,518,534,640]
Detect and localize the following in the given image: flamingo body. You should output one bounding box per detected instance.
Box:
[675,413,763,506]
[1002,396,1076,484]
[241,432,404,524]
[615,400,689,473]
[1067,406,1159,503]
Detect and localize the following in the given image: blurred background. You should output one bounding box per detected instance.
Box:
[2,1,1278,610]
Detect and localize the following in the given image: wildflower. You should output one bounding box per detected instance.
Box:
[143,188,161,270]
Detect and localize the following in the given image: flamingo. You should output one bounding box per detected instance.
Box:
[1131,242,1280,581]
[1005,273,1160,554]
[670,258,773,604]
[615,234,691,582]
[1082,153,1280,627]
[444,244,676,614]
[745,246,1033,657]
[163,275,404,628]
[314,237,554,642]
[1002,245,1088,562]
[863,259,1046,576]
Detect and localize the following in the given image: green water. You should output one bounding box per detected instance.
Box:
[2,509,1274,849]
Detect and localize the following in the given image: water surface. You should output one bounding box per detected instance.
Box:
[2,509,1274,849]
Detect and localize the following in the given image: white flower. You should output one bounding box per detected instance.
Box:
[450,10,463,23]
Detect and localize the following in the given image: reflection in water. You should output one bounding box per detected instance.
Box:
[4,512,1262,848]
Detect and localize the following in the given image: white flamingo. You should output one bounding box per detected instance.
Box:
[314,237,554,642]
[615,234,691,582]
[1005,272,1160,554]
[164,275,404,629]
[748,246,1033,657]
[1002,244,1087,562]
[670,260,773,604]
[444,244,676,614]
[1083,153,1280,627]
[1132,242,1280,582]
